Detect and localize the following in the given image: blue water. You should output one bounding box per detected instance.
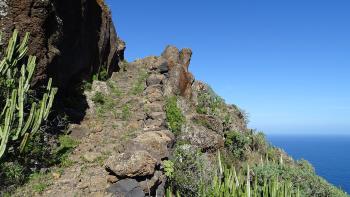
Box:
[268,135,350,193]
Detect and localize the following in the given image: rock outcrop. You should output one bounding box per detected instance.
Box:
[0,0,125,92]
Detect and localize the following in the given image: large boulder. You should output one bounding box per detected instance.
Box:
[0,0,125,92]
[105,150,157,178]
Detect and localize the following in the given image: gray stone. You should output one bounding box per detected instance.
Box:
[139,171,165,194]
[180,125,224,152]
[0,0,8,17]
[107,179,145,197]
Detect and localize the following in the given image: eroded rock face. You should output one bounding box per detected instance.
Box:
[0,0,125,92]
[192,114,224,135]
[180,125,225,152]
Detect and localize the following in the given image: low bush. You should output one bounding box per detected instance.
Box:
[165,97,185,135]
[167,145,213,196]
[224,131,251,160]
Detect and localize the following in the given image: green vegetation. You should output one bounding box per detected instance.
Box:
[166,153,301,197]
[225,131,251,160]
[196,85,224,115]
[165,96,185,135]
[253,162,348,197]
[167,145,212,196]
[121,104,131,120]
[0,30,57,159]
[92,92,105,105]
[92,91,117,118]
[164,160,175,178]
[93,66,109,81]
[131,70,148,95]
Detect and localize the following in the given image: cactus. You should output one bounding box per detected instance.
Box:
[0,30,57,159]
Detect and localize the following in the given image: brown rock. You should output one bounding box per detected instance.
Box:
[0,0,125,92]
[105,151,157,178]
[179,48,192,70]
[161,46,195,99]
[107,175,119,184]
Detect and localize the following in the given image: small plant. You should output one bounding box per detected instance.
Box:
[131,70,148,95]
[92,92,105,105]
[163,160,174,178]
[56,135,79,152]
[33,183,48,193]
[93,66,109,81]
[165,97,185,135]
[0,162,25,186]
[121,105,131,120]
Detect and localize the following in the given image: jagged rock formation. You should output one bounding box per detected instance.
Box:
[0,0,125,91]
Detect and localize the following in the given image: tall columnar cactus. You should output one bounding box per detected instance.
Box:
[0,30,57,159]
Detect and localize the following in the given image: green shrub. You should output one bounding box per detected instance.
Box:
[0,30,57,159]
[93,66,109,81]
[165,97,185,135]
[168,145,211,196]
[224,131,251,160]
[92,92,105,105]
[0,161,25,186]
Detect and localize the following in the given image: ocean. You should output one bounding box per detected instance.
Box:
[268,135,350,194]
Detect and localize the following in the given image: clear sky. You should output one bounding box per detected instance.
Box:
[105,0,350,135]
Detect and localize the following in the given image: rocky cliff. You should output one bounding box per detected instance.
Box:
[0,0,125,91]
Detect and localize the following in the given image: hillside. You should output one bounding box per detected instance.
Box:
[0,1,348,197]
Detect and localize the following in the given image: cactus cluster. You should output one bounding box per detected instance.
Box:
[0,30,57,159]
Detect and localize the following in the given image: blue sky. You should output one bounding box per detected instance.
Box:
[105,0,350,135]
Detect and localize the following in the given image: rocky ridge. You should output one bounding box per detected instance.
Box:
[13,45,247,196]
